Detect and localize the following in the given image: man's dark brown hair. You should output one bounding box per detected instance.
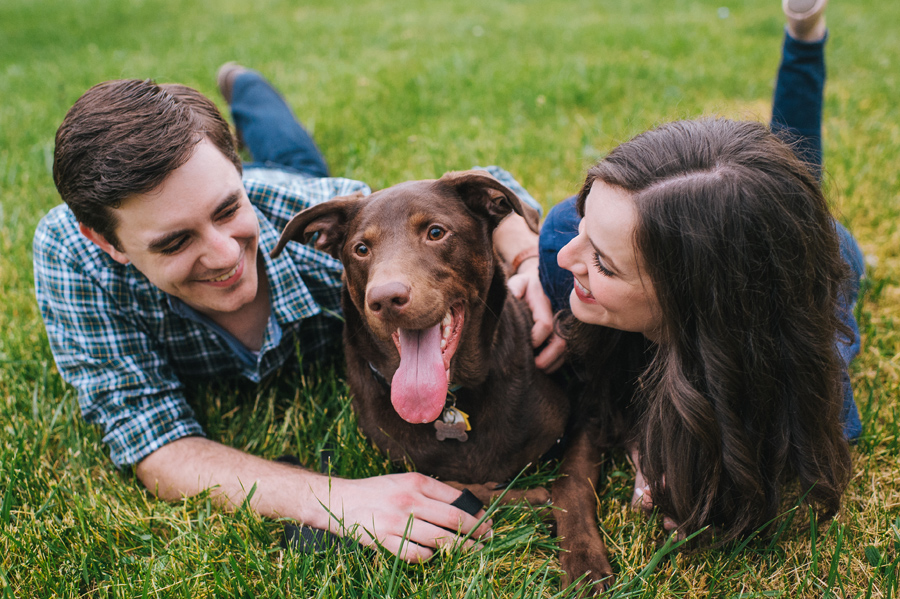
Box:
[53,79,241,249]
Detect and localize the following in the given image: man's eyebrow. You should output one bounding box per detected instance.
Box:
[147,228,190,253]
[214,191,242,214]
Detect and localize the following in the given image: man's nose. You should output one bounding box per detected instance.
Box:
[200,229,240,268]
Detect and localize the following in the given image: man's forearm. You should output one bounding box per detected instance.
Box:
[136,436,334,528]
[134,436,493,562]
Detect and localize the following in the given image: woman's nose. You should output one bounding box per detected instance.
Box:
[557,236,582,274]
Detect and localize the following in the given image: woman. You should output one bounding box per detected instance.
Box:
[539,0,862,543]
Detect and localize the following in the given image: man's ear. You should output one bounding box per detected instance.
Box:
[78,223,130,265]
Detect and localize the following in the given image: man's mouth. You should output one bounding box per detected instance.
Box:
[209,265,238,282]
[201,256,244,286]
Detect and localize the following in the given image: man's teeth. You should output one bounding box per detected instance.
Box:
[209,264,238,282]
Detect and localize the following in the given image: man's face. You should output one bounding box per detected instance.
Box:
[87,139,261,318]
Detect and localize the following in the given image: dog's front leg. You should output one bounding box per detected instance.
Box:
[444,480,551,507]
[553,426,612,594]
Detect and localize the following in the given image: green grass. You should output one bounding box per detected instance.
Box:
[2,0,899,596]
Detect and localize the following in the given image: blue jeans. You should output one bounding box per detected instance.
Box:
[538,32,864,441]
[229,70,330,178]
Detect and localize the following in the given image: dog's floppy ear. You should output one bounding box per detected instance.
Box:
[438,170,540,234]
[271,191,366,260]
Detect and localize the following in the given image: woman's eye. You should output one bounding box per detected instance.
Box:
[593,253,615,277]
[355,243,369,257]
[427,226,445,241]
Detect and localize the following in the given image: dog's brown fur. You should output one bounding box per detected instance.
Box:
[272,170,613,592]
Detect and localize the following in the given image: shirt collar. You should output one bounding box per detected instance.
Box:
[255,204,325,326]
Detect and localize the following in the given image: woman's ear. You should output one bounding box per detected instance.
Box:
[78,223,131,265]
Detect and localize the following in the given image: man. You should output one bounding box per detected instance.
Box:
[34,65,563,561]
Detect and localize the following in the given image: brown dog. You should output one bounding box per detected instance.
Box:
[272,170,613,591]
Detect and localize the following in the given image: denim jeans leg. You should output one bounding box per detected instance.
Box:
[772,31,864,440]
[835,221,865,441]
[230,71,330,178]
[771,31,826,179]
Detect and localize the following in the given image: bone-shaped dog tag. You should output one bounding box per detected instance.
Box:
[435,406,470,442]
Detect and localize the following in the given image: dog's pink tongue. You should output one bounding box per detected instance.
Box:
[391,325,447,424]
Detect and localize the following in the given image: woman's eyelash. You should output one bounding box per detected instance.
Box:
[593,253,614,277]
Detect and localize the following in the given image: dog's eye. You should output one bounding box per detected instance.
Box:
[354,243,369,257]
[427,226,445,241]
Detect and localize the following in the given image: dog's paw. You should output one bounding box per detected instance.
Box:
[455,482,550,506]
[521,486,551,505]
[560,545,615,595]
[487,483,550,506]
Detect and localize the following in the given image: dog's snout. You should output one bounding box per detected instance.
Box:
[367,282,411,317]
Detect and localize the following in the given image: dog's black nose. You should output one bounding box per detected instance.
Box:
[367,282,411,317]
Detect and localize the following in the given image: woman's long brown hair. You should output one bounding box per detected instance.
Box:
[563,118,852,544]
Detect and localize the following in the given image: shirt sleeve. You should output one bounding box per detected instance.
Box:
[33,211,204,468]
[474,166,543,216]
[242,172,372,232]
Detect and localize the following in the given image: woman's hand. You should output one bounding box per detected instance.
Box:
[508,258,566,373]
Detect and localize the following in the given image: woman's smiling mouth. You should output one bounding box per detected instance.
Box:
[573,277,596,303]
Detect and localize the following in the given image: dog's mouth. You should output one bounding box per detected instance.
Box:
[389,303,465,424]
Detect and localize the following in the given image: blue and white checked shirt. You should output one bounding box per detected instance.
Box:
[33,166,540,468]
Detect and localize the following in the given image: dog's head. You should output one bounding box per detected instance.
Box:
[272,169,539,424]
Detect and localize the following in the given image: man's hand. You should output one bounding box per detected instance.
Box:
[508,258,566,373]
[327,473,491,562]
[136,437,490,563]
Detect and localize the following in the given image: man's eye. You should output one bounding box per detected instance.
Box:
[160,238,188,255]
[217,205,239,220]
[427,226,445,241]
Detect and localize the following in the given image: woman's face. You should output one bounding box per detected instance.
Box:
[557,180,662,340]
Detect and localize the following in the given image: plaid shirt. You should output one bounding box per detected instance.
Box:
[33,166,539,468]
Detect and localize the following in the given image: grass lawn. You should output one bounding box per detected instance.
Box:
[1,0,899,596]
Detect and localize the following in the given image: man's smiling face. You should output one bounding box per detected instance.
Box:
[84,139,261,318]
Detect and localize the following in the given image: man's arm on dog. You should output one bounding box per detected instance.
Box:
[494,215,566,373]
[136,436,492,561]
